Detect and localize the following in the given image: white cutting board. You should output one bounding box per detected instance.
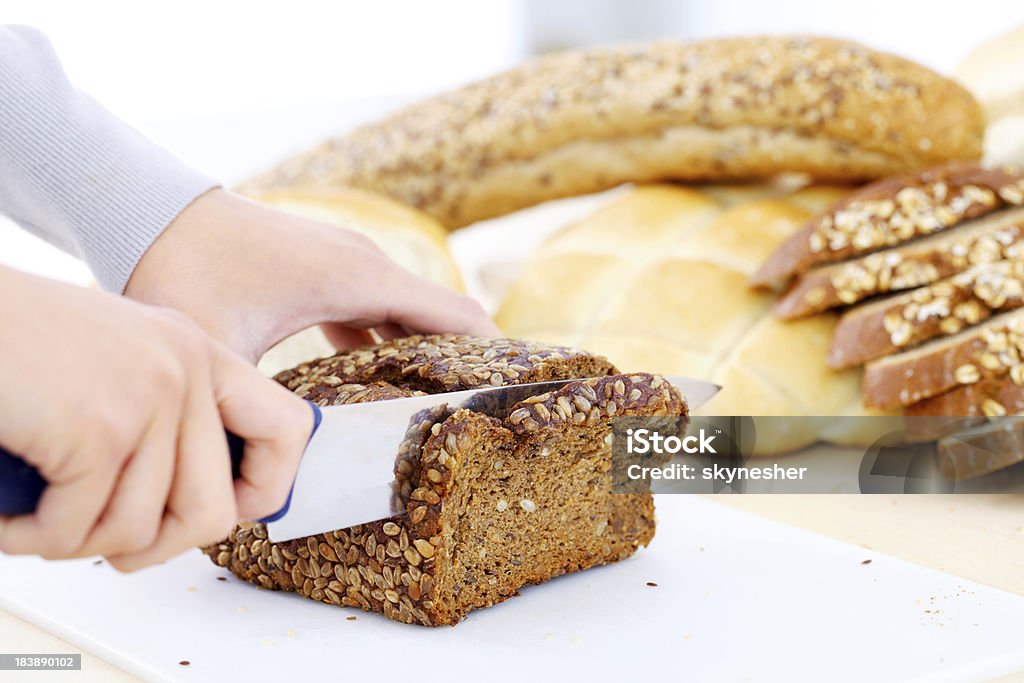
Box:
[1,496,1022,683]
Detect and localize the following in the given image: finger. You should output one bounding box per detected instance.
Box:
[209,342,312,521]
[366,269,501,338]
[72,410,177,559]
[0,442,119,559]
[108,350,237,572]
[372,323,407,341]
[319,323,376,350]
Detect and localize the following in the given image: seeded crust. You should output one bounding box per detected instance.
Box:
[829,259,1024,369]
[240,36,983,229]
[773,206,1024,319]
[204,335,687,626]
[753,164,1024,288]
[862,308,1024,408]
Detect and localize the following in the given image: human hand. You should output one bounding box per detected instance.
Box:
[0,267,312,571]
[125,189,500,363]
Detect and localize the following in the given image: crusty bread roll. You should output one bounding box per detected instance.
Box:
[251,188,465,375]
[495,183,899,453]
[243,36,984,229]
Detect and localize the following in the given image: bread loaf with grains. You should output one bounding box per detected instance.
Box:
[242,36,983,229]
[206,335,687,626]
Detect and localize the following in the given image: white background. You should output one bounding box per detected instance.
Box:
[3,0,1024,283]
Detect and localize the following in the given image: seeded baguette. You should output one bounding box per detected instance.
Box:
[205,334,686,626]
[829,259,1024,368]
[773,207,1024,319]
[862,308,1024,408]
[241,36,983,229]
[753,164,1024,288]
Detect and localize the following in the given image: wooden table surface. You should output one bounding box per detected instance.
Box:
[2,495,1022,682]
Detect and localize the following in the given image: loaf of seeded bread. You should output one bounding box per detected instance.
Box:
[753,164,1024,288]
[205,335,686,626]
[241,36,983,229]
[772,206,1024,319]
[829,259,1024,369]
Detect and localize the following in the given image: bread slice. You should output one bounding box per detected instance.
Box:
[903,378,1024,441]
[240,36,983,229]
[773,206,1024,319]
[204,335,687,626]
[829,259,1024,368]
[753,163,1024,288]
[936,417,1024,480]
[862,308,1024,408]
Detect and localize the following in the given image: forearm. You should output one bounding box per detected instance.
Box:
[0,26,218,292]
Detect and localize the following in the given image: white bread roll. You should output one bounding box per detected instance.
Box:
[495,183,900,454]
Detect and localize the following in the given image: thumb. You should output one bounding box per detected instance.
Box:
[207,340,313,520]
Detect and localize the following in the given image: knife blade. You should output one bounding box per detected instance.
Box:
[266,374,719,542]
[0,375,717,541]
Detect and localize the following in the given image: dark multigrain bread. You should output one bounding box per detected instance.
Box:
[204,335,687,626]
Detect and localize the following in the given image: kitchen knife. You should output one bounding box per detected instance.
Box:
[267,374,717,542]
[0,375,718,542]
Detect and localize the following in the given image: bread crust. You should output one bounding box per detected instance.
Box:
[241,36,984,229]
[204,335,686,626]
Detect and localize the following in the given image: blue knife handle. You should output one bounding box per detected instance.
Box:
[0,402,322,523]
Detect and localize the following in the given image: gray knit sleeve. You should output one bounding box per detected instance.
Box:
[0,25,219,292]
